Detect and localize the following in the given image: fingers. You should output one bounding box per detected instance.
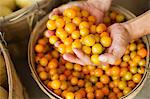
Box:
[49,8,61,19]
[44,30,55,38]
[44,30,62,47]
[54,41,61,47]
[99,53,117,65]
[63,53,84,65]
[73,49,94,65]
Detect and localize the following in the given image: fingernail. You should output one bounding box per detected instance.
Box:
[99,56,108,62]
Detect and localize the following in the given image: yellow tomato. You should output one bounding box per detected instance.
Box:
[90,25,96,34]
[49,35,58,44]
[51,15,59,20]
[88,15,96,23]
[72,17,82,26]
[55,18,65,28]
[80,28,89,36]
[72,39,82,49]
[79,21,90,29]
[66,45,73,53]
[91,54,100,64]
[83,35,95,46]
[47,20,56,30]
[82,46,91,54]
[58,44,66,54]
[92,43,103,54]
[72,30,80,39]
[81,10,89,17]
[96,23,107,33]
[100,36,112,47]
[63,8,77,19]
[65,23,76,34]
[51,80,61,89]
[64,37,73,46]
[66,92,75,99]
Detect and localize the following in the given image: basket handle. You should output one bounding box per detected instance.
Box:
[0,32,7,46]
[27,0,48,32]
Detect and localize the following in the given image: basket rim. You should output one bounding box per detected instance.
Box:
[28,4,150,99]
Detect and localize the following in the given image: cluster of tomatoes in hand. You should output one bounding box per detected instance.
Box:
[46,6,112,65]
[34,6,147,99]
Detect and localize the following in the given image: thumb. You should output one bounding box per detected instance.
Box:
[99,53,117,65]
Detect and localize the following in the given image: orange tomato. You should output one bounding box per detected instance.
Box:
[123,87,131,95]
[65,23,76,34]
[96,82,104,89]
[132,74,142,83]
[64,37,73,46]
[137,48,147,58]
[88,15,96,23]
[55,18,65,28]
[39,71,48,80]
[81,10,89,17]
[71,76,78,85]
[111,66,120,76]
[90,25,96,34]
[100,75,110,84]
[132,55,141,63]
[72,39,82,49]
[64,8,77,19]
[72,17,82,26]
[71,30,80,39]
[86,86,94,93]
[87,92,95,99]
[82,46,91,55]
[74,64,82,71]
[94,68,103,77]
[78,80,85,87]
[95,90,104,99]
[118,81,127,90]
[101,87,110,95]
[47,20,56,30]
[96,23,107,33]
[66,92,75,99]
[127,81,136,88]
[35,44,44,53]
[48,58,58,69]
[79,21,90,29]
[58,44,66,54]
[40,57,48,66]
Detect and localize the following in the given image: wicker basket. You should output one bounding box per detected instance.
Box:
[28,4,150,99]
[0,0,70,42]
[0,0,71,60]
[0,35,28,99]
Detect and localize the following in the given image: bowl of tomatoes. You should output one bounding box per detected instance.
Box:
[28,4,149,99]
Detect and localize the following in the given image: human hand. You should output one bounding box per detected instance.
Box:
[46,0,112,66]
[99,23,131,64]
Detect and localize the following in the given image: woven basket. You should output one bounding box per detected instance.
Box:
[0,0,68,42]
[0,0,70,60]
[28,4,150,99]
[0,35,28,99]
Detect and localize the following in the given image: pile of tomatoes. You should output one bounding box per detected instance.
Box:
[46,6,113,65]
[34,6,147,99]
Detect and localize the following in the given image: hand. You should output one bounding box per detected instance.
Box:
[46,0,112,66]
[99,23,131,64]
[49,0,106,23]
